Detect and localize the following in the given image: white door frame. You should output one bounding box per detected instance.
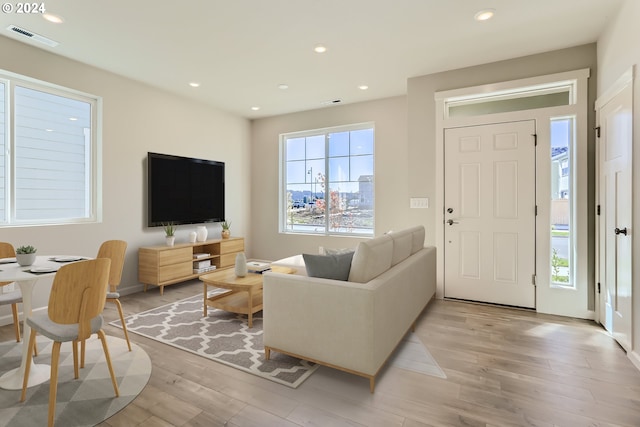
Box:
[435,69,592,318]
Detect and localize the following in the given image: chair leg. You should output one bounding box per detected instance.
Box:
[72,340,79,379]
[80,339,86,368]
[11,303,20,342]
[48,341,62,427]
[112,298,132,351]
[20,327,37,402]
[97,329,120,397]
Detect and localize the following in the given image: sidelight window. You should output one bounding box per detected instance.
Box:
[550,117,574,287]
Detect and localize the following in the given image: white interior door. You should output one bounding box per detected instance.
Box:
[444,120,536,308]
[597,77,633,351]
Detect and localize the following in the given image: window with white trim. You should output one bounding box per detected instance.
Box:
[0,71,100,226]
[280,123,374,236]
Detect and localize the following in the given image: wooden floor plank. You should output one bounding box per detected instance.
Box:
[2,279,639,426]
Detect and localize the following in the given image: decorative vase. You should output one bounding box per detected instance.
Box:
[221,229,230,239]
[196,225,208,242]
[165,236,175,247]
[234,252,247,277]
[189,231,197,243]
[16,253,36,266]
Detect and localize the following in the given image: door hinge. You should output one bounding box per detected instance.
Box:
[532,274,537,286]
[532,133,537,146]
[597,205,601,215]
[535,205,538,216]
[597,282,601,294]
[595,126,601,138]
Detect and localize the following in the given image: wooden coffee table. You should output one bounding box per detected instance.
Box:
[199,265,294,327]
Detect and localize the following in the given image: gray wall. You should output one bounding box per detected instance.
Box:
[250,96,409,260]
[0,35,251,316]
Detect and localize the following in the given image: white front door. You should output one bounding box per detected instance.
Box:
[444,120,536,308]
[597,76,633,351]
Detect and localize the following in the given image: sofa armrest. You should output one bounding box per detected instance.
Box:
[263,273,377,374]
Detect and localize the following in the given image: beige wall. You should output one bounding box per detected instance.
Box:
[0,36,251,315]
[597,0,640,363]
[407,44,598,245]
[250,96,409,260]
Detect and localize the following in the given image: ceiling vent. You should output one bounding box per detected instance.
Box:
[320,99,343,106]
[7,25,59,47]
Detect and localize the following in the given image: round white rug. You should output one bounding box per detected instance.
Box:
[0,334,151,426]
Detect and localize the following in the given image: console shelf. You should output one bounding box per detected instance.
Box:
[138,237,244,295]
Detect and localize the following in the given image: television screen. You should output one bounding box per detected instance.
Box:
[148,152,225,227]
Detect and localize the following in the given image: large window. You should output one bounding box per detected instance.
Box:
[0,71,99,226]
[281,123,374,236]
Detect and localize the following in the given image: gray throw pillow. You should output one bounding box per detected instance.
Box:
[302,251,354,281]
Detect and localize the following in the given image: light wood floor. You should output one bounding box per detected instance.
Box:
[4,280,640,426]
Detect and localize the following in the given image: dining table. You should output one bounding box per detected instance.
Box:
[0,254,87,390]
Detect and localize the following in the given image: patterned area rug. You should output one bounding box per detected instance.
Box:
[0,335,151,427]
[111,294,319,388]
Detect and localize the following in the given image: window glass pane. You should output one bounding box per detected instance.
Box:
[350,155,373,181]
[306,135,324,159]
[14,85,91,221]
[286,137,305,161]
[286,160,306,184]
[282,123,374,236]
[350,129,374,155]
[0,82,5,223]
[550,117,573,287]
[329,131,349,157]
[329,157,349,182]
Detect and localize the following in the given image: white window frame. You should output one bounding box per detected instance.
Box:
[0,69,102,227]
[279,122,375,237]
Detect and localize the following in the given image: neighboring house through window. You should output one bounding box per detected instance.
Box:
[0,70,100,226]
[280,123,374,236]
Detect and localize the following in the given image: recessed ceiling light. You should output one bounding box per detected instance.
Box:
[358,85,369,90]
[43,13,64,24]
[251,106,261,111]
[189,82,200,87]
[69,117,78,121]
[278,84,289,90]
[474,9,495,21]
[314,45,327,54]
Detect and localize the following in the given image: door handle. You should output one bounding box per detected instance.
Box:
[615,227,628,236]
[447,219,459,226]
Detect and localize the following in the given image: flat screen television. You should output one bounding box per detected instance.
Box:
[147,152,225,227]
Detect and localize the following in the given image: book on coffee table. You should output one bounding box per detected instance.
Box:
[246,261,271,273]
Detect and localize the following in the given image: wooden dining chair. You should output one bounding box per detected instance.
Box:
[81,240,129,368]
[20,258,119,427]
[0,242,23,342]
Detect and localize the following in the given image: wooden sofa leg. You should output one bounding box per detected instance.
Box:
[369,376,375,393]
[264,347,271,360]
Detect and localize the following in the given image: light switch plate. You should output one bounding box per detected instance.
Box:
[410,197,429,209]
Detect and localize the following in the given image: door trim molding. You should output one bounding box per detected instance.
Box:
[435,69,593,318]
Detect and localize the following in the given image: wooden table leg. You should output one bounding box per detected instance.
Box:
[203,282,208,316]
[247,288,253,328]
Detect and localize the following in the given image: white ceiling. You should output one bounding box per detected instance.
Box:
[0,0,624,119]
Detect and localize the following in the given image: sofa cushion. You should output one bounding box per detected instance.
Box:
[389,229,413,266]
[410,226,426,254]
[322,247,355,256]
[303,252,354,281]
[348,234,393,283]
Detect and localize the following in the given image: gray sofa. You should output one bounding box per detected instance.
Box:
[262,226,436,392]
